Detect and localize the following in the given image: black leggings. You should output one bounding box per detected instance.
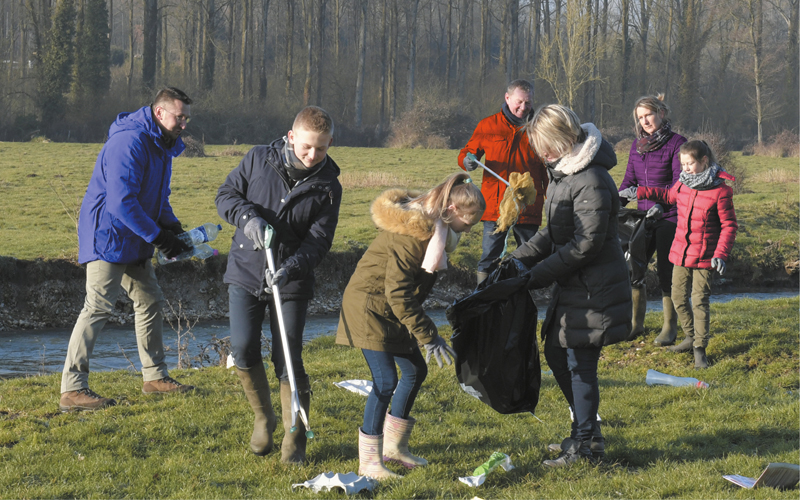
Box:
[646,219,677,295]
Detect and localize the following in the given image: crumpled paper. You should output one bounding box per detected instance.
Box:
[291,472,377,495]
[458,453,515,487]
[333,380,373,397]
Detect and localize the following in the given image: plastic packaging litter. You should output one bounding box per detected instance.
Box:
[291,472,377,495]
[458,452,515,487]
[156,223,222,264]
[646,369,708,388]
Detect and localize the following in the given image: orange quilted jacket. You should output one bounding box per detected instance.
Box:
[458,111,547,225]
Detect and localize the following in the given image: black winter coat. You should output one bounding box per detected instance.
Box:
[511,124,632,348]
[215,138,342,300]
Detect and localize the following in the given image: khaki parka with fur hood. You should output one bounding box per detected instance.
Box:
[336,189,441,354]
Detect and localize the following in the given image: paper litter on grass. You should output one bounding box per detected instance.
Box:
[333,380,373,396]
[291,472,377,495]
[723,463,800,490]
[458,453,515,487]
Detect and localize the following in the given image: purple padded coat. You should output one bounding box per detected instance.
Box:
[619,132,686,224]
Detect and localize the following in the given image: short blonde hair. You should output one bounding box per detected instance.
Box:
[632,94,670,135]
[293,106,334,135]
[526,104,586,160]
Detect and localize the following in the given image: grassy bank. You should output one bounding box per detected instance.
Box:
[1,297,798,499]
[0,142,797,287]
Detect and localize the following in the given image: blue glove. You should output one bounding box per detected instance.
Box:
[424,335,456,368]
[711,258,726,275]
[265,267,290,289]
[244,217,269,250]
[646,204,664,219]
[618,187,637,201]
[463,153,480,172]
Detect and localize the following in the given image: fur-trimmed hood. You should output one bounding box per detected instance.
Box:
[553,123,604,176]
[370,189,435,241]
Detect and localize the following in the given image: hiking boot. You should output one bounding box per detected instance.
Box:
[668,336,694,353]
[548,437,605,459]
[543,438,592,467]
[59,388,117,412]
[142,376,195,394]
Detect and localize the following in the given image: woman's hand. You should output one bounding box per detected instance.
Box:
[424,336,456,368]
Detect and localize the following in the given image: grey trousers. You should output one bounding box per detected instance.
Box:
[671,265,713,348]
[61,259,169,393]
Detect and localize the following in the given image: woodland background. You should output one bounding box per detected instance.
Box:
[0,0,796,148]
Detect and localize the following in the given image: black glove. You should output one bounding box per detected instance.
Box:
[265,267,290,289]
[463,153,479,172]
[153,230,190,259]
[525,270,546,290]
[243,216,269,250]
[160,220,185,235]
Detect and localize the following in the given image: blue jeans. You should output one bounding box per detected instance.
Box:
[228,284,308,382]
[544,334,602,442]
[478,221,539,273]
[361,348,428,436]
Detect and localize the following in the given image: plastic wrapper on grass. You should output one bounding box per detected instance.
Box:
[291,472,377,495]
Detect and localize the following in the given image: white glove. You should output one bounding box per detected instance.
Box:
[618,187,638,201]
[711,258,726,275]
[646,204,664,219]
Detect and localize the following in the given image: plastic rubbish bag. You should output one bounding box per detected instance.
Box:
[446,259,540,414]
[618,208,652,287]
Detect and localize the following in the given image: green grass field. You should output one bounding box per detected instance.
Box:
[0,142,797,283]
[0,297,797,499]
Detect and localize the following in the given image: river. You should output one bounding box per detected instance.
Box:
[1,291,796,378]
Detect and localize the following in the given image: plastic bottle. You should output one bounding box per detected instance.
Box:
[156,223,222,265]
[473,452,507,476]
[646,369,708,389]
[157,243,219,265]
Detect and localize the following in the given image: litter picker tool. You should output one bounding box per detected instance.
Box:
[262,225,314,440]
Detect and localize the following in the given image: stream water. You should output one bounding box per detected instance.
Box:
[1,291,796,378]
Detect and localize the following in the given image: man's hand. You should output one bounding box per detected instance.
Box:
[646,204,664,220]
[153,230,190,259]
[160,221,185,235]
[265,267,290,289]
[711,258,726,275]
[618,187,637,201]
[244,217,269,250]
[463,153,480,172]
[424,335,456,368]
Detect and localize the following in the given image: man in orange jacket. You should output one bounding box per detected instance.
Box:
[458,79,548,284]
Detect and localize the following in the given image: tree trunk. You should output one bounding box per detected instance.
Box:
[315,0,325,105]
[405,0,419,110]
[127,0,134,96]
[202,0,216,91]
[480,0,488,90]
[302,0,313,106]
[240,0,249,101]
[377,0,387,136]
[389,0,397,120]
[787,0,799,126]
[748,0,763,144]
[620,0,631,107]
[284,0,293,98]
[259,0,270,100]
[354,0,366,128]
[142,0,158,92]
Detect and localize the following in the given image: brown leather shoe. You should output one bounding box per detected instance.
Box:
[59,388,117,412]
[142,376,195,394]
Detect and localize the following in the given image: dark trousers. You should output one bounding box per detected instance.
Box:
[544,333,602,442]
[228,284,308,382]
[360,348,428,436]
[645,219,677,295]
[478,221,539,273]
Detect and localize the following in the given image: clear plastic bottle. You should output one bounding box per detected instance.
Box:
[157,243,218,265]
[646,369,708,388]
[156,223,222,265]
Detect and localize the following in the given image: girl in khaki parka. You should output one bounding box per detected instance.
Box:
[336,172,485,480]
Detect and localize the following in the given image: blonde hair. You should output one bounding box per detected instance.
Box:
[680,140,718,166]
[411,172,485,223]
[632,94,670,135]
[293,106,334,135]
[526,104,586,160]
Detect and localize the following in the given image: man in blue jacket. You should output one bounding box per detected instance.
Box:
[216,106,342,465]
[60,87,196,412]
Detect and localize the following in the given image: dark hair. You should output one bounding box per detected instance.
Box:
[680,140,718,166]
[153,87,193,107]
[507,79,534,97]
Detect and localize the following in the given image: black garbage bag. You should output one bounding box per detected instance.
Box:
[618,208,652,287]
[446,259,540,415]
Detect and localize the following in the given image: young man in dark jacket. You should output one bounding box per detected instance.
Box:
[60,87,196,412]
[215,106,342,465]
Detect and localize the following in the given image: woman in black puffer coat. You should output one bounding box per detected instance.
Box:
[509,104,632,467]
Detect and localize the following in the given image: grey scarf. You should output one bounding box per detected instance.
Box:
[679,162,726,190]
[282,137,323,181]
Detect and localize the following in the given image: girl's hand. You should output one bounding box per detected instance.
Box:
[618,186,638,201]
[711,258,726,275]
[424,336,456,368]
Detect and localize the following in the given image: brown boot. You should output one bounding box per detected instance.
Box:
[142,376,195,394]
[627,285,646,340]
[653,295,679,346]
[280,377,311,465]
[237,363,278,456]
[59,388,116,412]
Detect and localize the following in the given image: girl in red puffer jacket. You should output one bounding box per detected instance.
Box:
[619,140,738,369]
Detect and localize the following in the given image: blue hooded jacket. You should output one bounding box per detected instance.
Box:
[77,106,185,264]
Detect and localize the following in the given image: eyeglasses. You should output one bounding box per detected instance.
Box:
[159,106,191,124]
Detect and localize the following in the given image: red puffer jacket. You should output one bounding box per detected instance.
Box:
[458,111,547,225]
[637,171,738,269]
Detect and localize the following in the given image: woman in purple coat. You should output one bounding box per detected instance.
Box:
[618,94,686,346]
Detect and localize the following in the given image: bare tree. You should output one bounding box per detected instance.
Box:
[142,0,157,91]
[354,0,366,127]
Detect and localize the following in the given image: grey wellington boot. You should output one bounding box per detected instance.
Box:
[653,295,679,346]
[627,285,647,340]
[694,346,709,369]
